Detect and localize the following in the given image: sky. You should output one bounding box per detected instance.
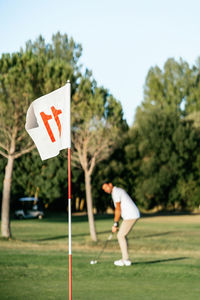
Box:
[0,0,200,125]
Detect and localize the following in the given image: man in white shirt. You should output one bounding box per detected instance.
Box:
[102,182,140,266]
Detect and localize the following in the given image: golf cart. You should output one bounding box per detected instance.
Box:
[14,197,44,219]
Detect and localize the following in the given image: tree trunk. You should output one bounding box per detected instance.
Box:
[1,155,14,238]
[84,171,97,241]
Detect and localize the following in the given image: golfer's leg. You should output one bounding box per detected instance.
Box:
[117,219,137,260]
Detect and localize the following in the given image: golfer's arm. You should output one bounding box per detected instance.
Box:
[114,202,121,223]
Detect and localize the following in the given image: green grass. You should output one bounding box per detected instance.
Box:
[0,212,200,299]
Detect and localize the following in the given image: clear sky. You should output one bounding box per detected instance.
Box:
[0,0,200,125]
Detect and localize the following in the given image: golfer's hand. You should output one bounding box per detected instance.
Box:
[112,226,118,233]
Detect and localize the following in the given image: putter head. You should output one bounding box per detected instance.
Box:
[90,260,97,264]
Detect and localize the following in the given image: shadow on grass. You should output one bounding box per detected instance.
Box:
[17,228,181,243]
[24,213,114,224]
[34,230,179,242]
[133,257,188,265]
[127,231,180,242]
[20,230,112,242]
[138,231,180,239]
[142,231,178,238]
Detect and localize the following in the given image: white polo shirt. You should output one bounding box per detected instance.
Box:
[112,187,140,220]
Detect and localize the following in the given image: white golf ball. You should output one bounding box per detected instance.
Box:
[90,260,97,264]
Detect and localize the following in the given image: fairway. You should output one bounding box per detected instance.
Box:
[0,213,200,299]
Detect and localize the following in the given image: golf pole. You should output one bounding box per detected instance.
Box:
[68,148,72,300]
[67,80,72,300]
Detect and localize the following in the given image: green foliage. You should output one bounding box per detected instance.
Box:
[130,56,200,210]
[143,58,191,114]
[134,108,200,209]
[92,136,128,213]
[12,150,85,211]
[24,32,82,94]
[72,70,127,165]
[71,70,127,218]
[143,57,200,116]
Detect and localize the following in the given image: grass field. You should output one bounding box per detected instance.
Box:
[0,212,200,299]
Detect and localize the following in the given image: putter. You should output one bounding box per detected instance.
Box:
[90,233,113,264]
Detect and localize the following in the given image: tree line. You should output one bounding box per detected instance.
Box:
[1,33,200,239]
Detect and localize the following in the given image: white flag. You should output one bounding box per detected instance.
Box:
[25,82,71,160]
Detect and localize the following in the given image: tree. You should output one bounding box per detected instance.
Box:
[132,56,200,210]
[0,51,37,237]
[0,32,82,237]
[92,130,131,213]
[134,108,200,209]
[12,150,85,212]
[130,59,199,208]
[123,125,142,202]
[71,71,126,241]
[185,57,200,113]
[143,58,191,115]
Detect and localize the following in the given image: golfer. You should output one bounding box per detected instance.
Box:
[102,182,140,266]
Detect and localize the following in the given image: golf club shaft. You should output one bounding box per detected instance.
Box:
[96,233,113,261]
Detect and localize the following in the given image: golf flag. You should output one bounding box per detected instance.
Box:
[25,82,71,160]
[25,81,72,299]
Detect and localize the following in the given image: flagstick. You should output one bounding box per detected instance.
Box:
[68,147,72,300]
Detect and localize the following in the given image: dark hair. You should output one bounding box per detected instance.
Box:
[101,181,113,185]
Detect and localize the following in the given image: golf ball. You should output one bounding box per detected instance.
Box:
[90,260,97,264]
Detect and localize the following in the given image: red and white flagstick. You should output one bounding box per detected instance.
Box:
[68,147,72,300]
[67,80,72,300]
